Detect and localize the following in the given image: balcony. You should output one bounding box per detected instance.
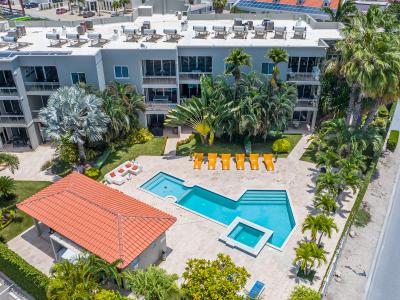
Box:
[142,76,177,85]
[296,99,318,108]
[0,115,26,125]
[179,72,212,81]
[24,82,60,92]
[287,73,319,82]
[145,98,177,112]
[0,87,18,97]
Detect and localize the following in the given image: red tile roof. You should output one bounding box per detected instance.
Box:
[17,172,176,268]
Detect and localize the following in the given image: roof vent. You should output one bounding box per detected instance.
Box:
[296,0,304,5]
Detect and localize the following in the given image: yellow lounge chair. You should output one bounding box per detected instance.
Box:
[236,153,245,170]
[208,153,218,170]
[263,153,275,171]
[249,153,260,170]
[193,152,204,169]
[221,153,231,170]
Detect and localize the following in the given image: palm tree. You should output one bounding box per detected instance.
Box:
[39,86,110,164]
[213,0,227,13]
[225,48,251,83]
[323,0,357,23]
[337,151,367,173]
[112,0,120,11]
[267,48,288,87]
[339,168,363,194]
[101,92,130,140]
[0,153,19,174]
[316,169,342,196]
[0,176,15,199]
[294,241,327,276]
[119,0,129,14]
[314,193,337,215]
[315,148,341,169]
[317,215,338,246]
[302,215,320,242]
[124,265,181,300]
[86,254,122,288]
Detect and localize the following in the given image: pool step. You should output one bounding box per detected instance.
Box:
[240,190,288,204]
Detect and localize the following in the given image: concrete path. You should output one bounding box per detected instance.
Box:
[287,133,312,161]
[163,132,193,156]
[0,145,59,182]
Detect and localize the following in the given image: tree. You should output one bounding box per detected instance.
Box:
[338,167,363,195]
[124,266,181,300]
[101,92,131,141]
[94,290,130,299]
[294,241,327,276]
[313,193,337,215]
[0,153,19,174]
[182,253,250,300]
[213,0,227,13]
[302,215,320,242]
[289,285,321,300]
[323,0,357,23]
[316,169,342,196]
[316,214,338,246]
[112,0,120,11]
[225,48,252,98]
[39,86,110,164]
[0,176,15,199]
[315,148,341,169]
[119,0,129,13]
[267,48,288,87]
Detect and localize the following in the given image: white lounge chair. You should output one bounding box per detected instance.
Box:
[105,171,125,185]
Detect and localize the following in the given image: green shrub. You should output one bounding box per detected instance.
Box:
[40,159,54,171]
[272,138,292,153]
[0,243,49,299]
[0,209,14,229]
[85,148,100,161]
[370,117,388,135]
[129,128,154,145]
[377,105,389,118]
[56,135,79,165]
[289,285,320,300]
[176,134,195,150]
[0,176,16,199]
[354,207,371,227]
[84,167,100,180]
[387,130,399,152]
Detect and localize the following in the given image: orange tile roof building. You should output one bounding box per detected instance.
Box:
[17,172,177,269]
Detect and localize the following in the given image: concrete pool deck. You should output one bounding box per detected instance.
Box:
[113,143,356,299]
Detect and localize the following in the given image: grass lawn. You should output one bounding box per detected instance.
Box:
[0,181,52,243]
[99,137,167,178]
[300,142,318,163]
[176,134,303,157]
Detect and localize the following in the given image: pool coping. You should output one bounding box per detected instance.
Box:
[219,217,274,257]
[138,171,298,252]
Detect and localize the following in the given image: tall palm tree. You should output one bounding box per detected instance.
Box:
[86,254,122,288]
[302,215,320,242]
[294,241,327,276]
[337,150,367,173]
[39,86,110,164]
[339,168,363,194]
[317,215,338,246]
[101,92,130,141]
[267,48,288,87]
[0,153,19,174]
[323,0,357,23]
[225,48,251,83]
[315,148,341,169]
[316,169,343,196]
[124,265,181,300]
[314,193,337,215]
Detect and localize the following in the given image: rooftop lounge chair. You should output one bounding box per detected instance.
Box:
[193,152,204,169]
[221,153,231,170]
[248,280,265,299]
[263,153,275,171]
[236,153,245,170]
[249,153,259,170]
[208,153,217,170]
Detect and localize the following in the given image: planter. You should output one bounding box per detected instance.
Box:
[214,7,223,13]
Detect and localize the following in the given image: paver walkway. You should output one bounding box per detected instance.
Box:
[0,145,59,182]
[287,133,312,161]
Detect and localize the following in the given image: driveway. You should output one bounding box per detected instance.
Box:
[0,145,59,182]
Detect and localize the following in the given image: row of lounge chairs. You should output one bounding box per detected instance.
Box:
[193,153,274,171]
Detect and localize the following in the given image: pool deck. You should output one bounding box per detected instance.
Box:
[113,136,356,300]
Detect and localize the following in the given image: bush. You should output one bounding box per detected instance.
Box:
[377,105,389,118]
[0,209,14,229]
[176,134,195,150]
[40,159,54,171]
[85,148,100,161]
[84,167,100,180]
[387,130,399,152]
[0,243,49,299]
[0,176,16,199]
[272,138,292,153]
[354,207,371,227]
[56,135,79,166]
[289,285,320,300]
[129,128,154,145]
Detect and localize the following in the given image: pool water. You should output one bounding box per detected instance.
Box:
[141,172,295,248]
[227,223,264,248]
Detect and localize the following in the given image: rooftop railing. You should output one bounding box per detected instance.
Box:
[24,82,60,92]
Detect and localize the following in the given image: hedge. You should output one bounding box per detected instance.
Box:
[0,243,49,300]
[387,130,399,152]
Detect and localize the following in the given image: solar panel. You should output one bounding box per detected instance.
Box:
[236,0,330,15]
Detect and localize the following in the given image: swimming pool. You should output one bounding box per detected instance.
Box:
[141,172,296,249]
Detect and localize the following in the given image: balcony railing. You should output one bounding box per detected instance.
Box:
[31,110,40,120]
[287,73,319,81]
[296,99,318,108]
[179,72,212,81]
[24,82,60,92]
[145,101,177,111]
[0,87,18,97]
[0,115,26,124]
[142,76,177,85]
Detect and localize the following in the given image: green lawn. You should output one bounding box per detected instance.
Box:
[99,137,167,178]
[176,134,303,157]
[0,181,52,243]
[300,142,318,163]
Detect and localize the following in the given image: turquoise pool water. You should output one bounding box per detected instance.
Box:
[141,172,296,248]
[227,223,264,248]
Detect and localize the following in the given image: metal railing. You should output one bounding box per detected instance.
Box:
[0,115,26,124]
[287,73,318,81]
[0,87,18,97]
[145,102,177,111]
[179,72,212,81]
[296,99,318,108]
[24,82,60,92]
[142,76,177,85]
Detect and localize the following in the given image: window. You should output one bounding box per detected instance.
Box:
[145,88,177,103]
[143,60,176,76]
[71,72,86,84]
[289,57,319,73]
[3,100,22,115]
[261,63,274,75]
[179,56,212,73]
[288,57,300,73]
[0,70,15,87]
[114,66,129,79]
